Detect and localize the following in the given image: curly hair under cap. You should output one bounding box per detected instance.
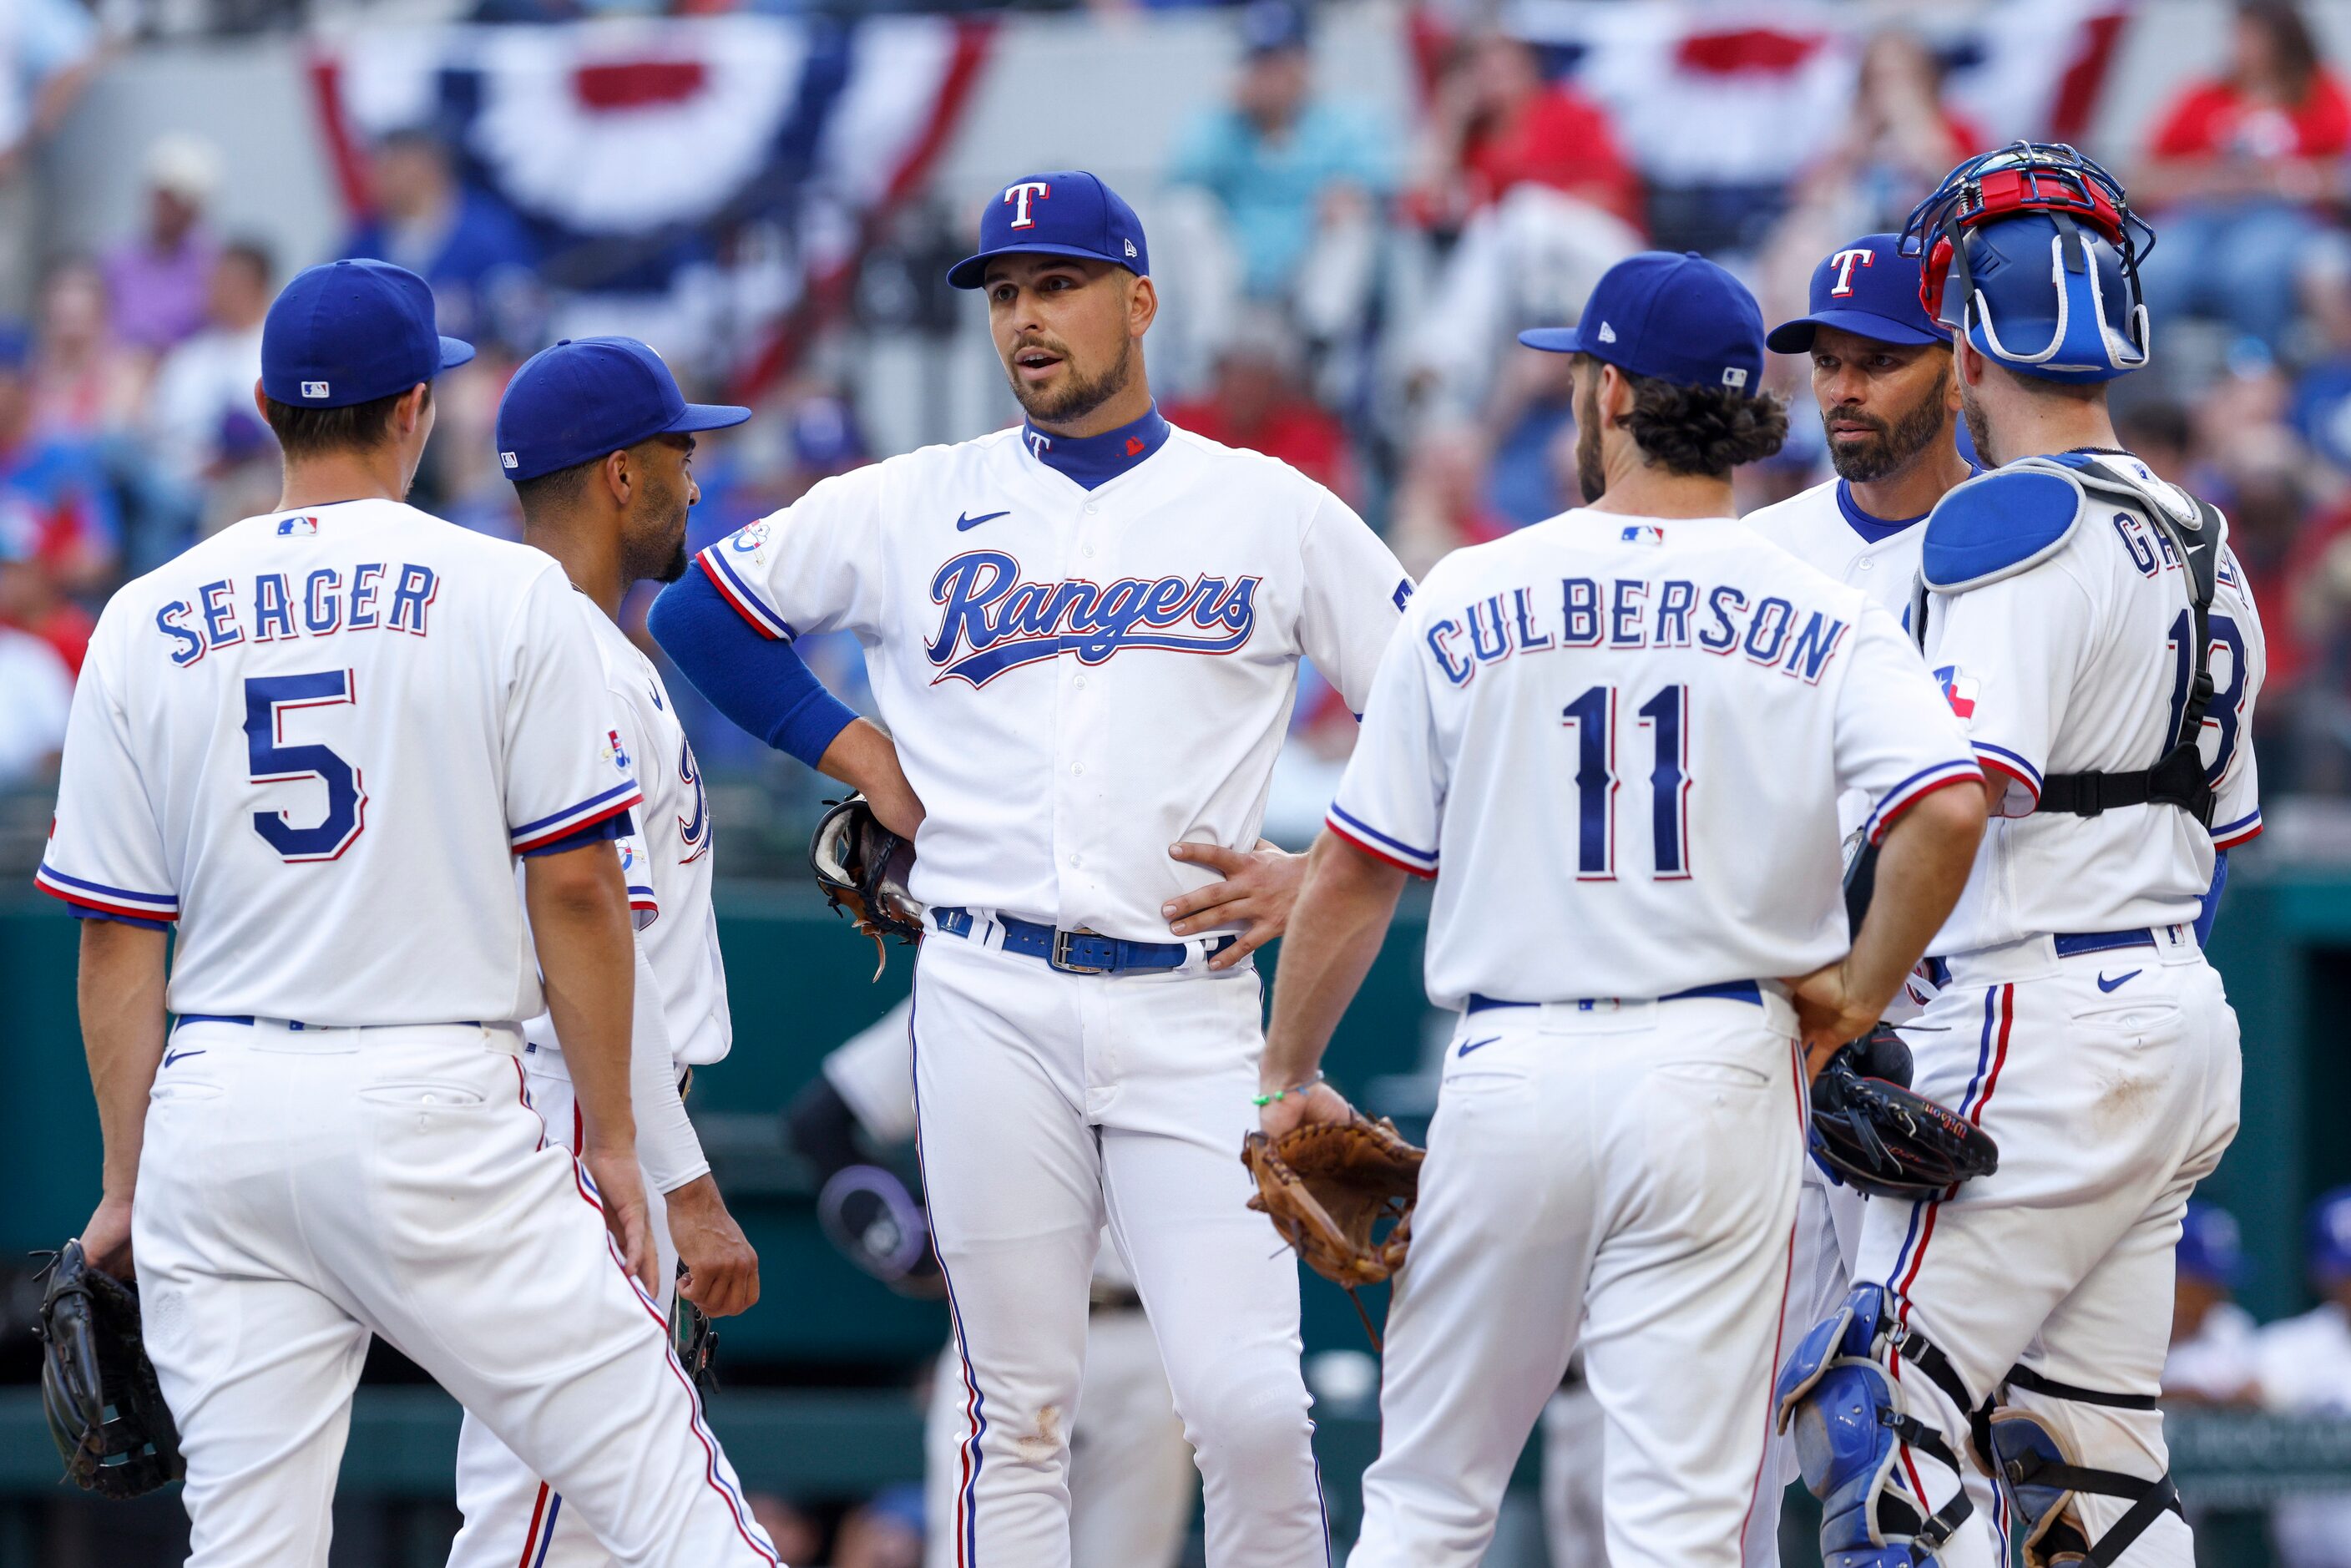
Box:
[1618,371,1789,476]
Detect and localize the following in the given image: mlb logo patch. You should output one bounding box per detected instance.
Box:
[500,452,519,469]
[301,380,330,400]
[1933,665,1978,721]
[608,730,632,772]
[1722,367,1749,388]
[276,515,318,537]
[1621,524,1666,545]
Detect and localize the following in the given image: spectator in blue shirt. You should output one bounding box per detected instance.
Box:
[341,127,540,348]
[1165,0,1394,306]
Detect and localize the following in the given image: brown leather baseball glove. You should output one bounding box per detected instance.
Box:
[1242,1112,1424,1337]
[810,796,922,980]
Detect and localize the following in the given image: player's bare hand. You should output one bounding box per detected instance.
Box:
[78,1195,134,1280]
[1166,838,1303,970]
[582,1146,660,1296]
[1785,962,1877,1071]
[1258,1079,1352,1143]
[667,1173,761,1318]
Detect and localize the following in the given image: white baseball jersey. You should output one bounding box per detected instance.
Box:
[697,419,1411,938]
[1747,477,1934,844]
[1329,510,1980,1009]
[38,498,640,1024]
[1918,458,2267,954]
[529,600,732,1068]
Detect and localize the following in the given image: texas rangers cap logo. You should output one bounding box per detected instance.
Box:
[1003,180,1052,229]
[1828,247,1874,296]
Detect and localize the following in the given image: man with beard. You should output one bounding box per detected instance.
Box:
[1737,232,1974,1567]
[447,337,764,1568]
[1256,250,1986,1567]
[648,171,1413,1566]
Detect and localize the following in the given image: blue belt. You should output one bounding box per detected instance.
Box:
[169,1014,485,1029]
[933,907,1233,976]
[2050,927,2155,959]
[1466,979,1762,1014]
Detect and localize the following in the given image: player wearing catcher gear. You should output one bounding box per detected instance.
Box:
[1778,143,2267,1568]
[1742,230,1985,1567]
[446,337,764,1568]
[1260,251,1989,1568]
[45,263,776,1565]
[650,171,1412,1567]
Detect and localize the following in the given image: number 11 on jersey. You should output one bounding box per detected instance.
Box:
[1563,683,1691,882]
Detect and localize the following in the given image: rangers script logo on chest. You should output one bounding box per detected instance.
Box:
[925,549,1261,687]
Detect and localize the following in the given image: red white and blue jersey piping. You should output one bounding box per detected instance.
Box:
[2212,808,2263,850]
[1325,804,1438,878]
[34,864,179,922]
[1864,760,1985,844]
[695,544,796,642]
[1969,742,2042,803]
[511,782,644,853]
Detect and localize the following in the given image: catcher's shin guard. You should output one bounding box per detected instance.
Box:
[1774,1284,1974,1567]
[1986,1370,2183,1568]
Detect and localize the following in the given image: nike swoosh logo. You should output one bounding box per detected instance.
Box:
[162,1048,205,1068]
[2096,969,2141,994]
[1457,1035,1500,1058]
[955,510,1010,533]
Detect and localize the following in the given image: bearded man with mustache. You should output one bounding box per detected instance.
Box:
[1734,230,1977,1568]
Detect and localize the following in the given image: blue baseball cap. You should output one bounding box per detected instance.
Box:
[496,336,750,483]
[2312,1186,2351,1283]
[946,171,1150,291]
[1519,251,1766,393]
[1767,234,1947,354]
[2177,1201,2244,1287]
[260,259,473,409]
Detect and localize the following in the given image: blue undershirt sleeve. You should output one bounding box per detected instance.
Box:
[2193,850,2229,948]
[647,563,860,771]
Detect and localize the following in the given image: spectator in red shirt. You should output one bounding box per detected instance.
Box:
[2138,1,2351,349]
[1407,31,1641,235]
[1163,314,1357,503]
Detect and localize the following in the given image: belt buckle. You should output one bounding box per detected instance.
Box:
[1049,927,1111,975]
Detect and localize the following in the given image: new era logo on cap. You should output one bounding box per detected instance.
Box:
[1125,239,1138,258]
[1596,321,1617,343]
[301,380,330,399]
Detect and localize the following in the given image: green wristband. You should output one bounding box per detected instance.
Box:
[1251,1070,1327,1108]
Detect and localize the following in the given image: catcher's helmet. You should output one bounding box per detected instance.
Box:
[1900,141,2154,383]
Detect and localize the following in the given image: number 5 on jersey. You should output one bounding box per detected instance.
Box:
[245,670,367,862]
[1563,683,1690,881]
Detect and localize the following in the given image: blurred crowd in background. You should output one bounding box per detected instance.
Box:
[13,0,2351,846]
[2169,1194,2351,1568]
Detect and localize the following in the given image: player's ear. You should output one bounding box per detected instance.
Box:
[1954,336,1987,388]
[601,448,632,508]
[1129,274,1157,339]
[250,378,268,425]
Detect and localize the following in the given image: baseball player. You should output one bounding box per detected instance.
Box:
[446,336,764,1567]
[43,260,776,1565]
[648,170,1413,1565]
[1779,144,2267,1568]
[1256,250,1990,1567]
[1740,230,1979,1565]
[2256,1188,2351,1568]
[791,999,1196,1568]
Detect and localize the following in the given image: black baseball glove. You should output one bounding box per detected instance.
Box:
[1810,1026,2000,1200]
[670,1262,719,1394]
[810,796,922,979]
[38,1241,185,1498]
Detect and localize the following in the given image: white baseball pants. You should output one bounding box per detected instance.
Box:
[132,1019,777,1568]
[1851,928,2241,1568]
[446,1055,685,1568]
[909,924,1326,1568]
[1350,992,1807,1568]
[924,1302,1194,1568]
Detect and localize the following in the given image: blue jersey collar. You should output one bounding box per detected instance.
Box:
[1836,472,1982,545]
[1021,405,1170,492]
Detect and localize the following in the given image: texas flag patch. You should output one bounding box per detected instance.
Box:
[1933,665,1979,721]
[607,730,632,773]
